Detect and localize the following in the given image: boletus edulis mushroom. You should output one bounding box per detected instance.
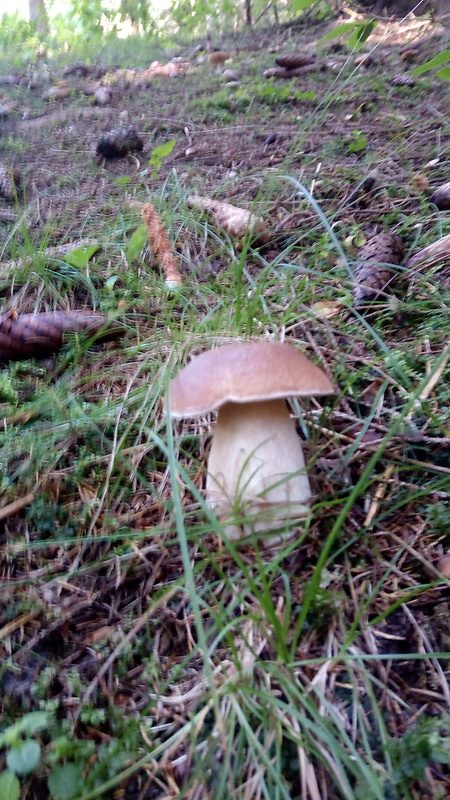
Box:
[168,341,334,544]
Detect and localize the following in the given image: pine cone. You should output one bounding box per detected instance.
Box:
[0,311,124,360]
[353,233,405,305]
[0,163,20,201]
[392,74,415,87]
[96,125,143,159]
[430,182,450,211]
[275,54,316,69]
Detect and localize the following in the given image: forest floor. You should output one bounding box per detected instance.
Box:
[1,9,450,800]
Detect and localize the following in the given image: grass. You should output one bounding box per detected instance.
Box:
[1,8,450,800]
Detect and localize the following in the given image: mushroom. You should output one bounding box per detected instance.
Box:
[208,51,231,72]
[168,341,334,544]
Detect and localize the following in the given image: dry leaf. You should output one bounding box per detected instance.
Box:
[187,194,266,240]
[310,301,343,319]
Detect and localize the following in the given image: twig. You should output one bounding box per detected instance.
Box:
[0,491,35,521]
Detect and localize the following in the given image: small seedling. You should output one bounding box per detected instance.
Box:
[148,139,176,179]
[347,129,368,154]
[0,712,49,800]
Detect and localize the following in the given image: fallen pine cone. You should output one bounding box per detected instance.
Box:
[275,53,316,69]
[96,125,143,159]
[0,311,124,360]
[353,233,405,305]
[0,163,20,201]
[392,74,415,87]
[430,182,450,211]
[264,64,319,78]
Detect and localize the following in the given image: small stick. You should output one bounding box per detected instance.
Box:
[141,203,182,287]
[0,491,35,521]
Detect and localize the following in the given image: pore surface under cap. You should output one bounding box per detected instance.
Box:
[169,341,334,418]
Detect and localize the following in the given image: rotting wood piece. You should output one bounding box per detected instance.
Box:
[0,311,124,360]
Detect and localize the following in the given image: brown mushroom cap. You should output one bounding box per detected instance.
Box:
[169,341,334,418]
[208,51,231,66]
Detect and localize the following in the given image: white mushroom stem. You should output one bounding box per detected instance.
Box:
[205,399,312,540]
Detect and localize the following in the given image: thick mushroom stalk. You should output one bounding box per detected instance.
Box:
[206,399,311,541]
[168,341,334,546]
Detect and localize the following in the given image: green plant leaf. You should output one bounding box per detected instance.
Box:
[150,139,176,160]
[437,66,450,80]
[48,764,84,800]
[319,20,376,49]
[0,770,20,800]
[348,21,377,51]
[291,0,317,11]
[0,712,49,747]
[127,224,147,265]
[6,740,41,776]
[319,22,361,42]
[63,244,100,269]
[148,139,176,174]
[412,49,450,75]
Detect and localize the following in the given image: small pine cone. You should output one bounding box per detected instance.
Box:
[0,163,20,201]
[0,311,124,360]
[353,233,405,305]
[96,125,143,159]
[430,182,450,211]
[275,54,316,69]
[392,74,415,87]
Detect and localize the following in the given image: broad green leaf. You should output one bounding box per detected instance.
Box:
[105,275,119,290]
[127,224,147,265]
[348,20,377,50]
[115,175,132,185]
[319,22,361,42]
[63,245,99,269]
[437,66,450,80]
[0,712,49,747]
[0,770,20,800]
[48,764,84,800]
[149,139,176,162]
[292,0,317,11]
[412,49,450,75]
[7,740,41,776]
